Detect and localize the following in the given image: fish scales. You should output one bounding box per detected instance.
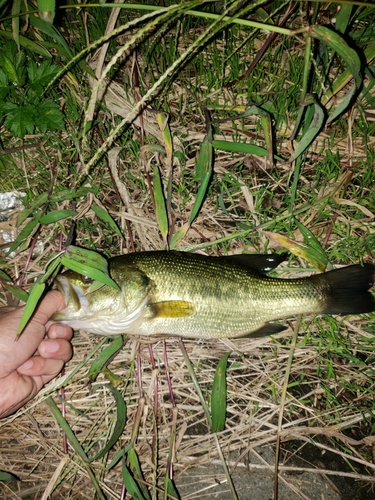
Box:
[119,252,322,337]
[51,251,375,339]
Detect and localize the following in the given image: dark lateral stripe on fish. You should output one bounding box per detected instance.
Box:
[310,264,375,315]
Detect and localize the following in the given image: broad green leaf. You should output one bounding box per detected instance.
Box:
[16,279,45,336]
[0,68,9,100]
[87,336,124,382]
[152,166,169,243]
[0,40,26,84]
[3,103,37,138]
[33,100,65,133]
[61,246,120,290]
[88,383,127,462]
[291,94,324,161]
[92,204,123,239]
[211,352,230,433]
[122,456,147,500]
[39,210,78,224]
[27,59,60,94]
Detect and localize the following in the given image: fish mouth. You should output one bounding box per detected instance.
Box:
[51,275,85,319]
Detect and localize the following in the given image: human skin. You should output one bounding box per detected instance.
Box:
[0,291,73,418]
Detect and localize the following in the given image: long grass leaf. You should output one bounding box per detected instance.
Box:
[211,352,230,433]
[87,336,124,382]
[122,456,147,500]
[128,448,151,500]
[7,214,41,255]
[92,203,124,239]
[88,383,127,462]
[45,397,107,500]
[39,210,78,225]
[291,95,324,161]
[152,166,169,243]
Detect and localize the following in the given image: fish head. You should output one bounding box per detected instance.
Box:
[51,266,152,335]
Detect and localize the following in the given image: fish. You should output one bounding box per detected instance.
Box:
[51,251,375,339]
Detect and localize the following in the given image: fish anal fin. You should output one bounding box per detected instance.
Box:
[149,300,195,318]
[240,323,288,338]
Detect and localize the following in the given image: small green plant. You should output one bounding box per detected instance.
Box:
[0,40,64,138]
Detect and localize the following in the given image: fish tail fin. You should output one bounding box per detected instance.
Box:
[311,264,375,315]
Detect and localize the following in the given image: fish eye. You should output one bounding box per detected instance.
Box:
[81,275,94,283]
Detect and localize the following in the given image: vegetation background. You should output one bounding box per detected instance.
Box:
[1,0,375,499]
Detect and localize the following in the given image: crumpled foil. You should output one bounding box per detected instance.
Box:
[0,191,26,222]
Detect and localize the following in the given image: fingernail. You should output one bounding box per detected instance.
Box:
[43,340,60,354]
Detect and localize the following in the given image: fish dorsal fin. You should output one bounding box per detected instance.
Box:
[240,323,287,338]
[222,253,286,274]
[149,300,195,318]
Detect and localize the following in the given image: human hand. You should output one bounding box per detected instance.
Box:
[0,291,73,418]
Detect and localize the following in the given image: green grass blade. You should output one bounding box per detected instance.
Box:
[0,470,19,481]
[16,278,45,336]
[152,166,169,244]
[92,203,124,239]
[291,94,324,161]
[335,3,353,34]
[1,283,29,303]
[127,448,152,500]
[88,383,127,462]
[0,30,51,57]
[39,209,78,224]
[212,139,268,156]
[169,222,189,249]
[310,25,362,122]
[87,336,124,382]
[179,340,211,428]
[211,352,230,433]
[37,0,56,23]
[189,131,213,223]
[7,214,41,255]
[45,397,107,500]
[122,455,148,500]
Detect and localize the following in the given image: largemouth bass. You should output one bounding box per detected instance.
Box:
[51,251,375,339]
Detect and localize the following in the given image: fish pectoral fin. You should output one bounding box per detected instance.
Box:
[148,300,195,318]
[241,323,288,338]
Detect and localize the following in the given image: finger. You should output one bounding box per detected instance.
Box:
[32,290,67,326]
[47,323,73,340]
[17,355,65,380]
[38,338,73,362]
